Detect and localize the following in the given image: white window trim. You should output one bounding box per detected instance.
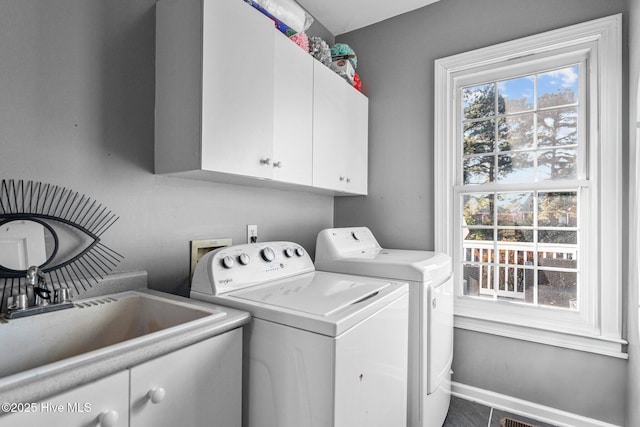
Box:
[434,15,625,358]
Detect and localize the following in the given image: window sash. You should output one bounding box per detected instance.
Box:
[456,57,588,186]
[454,184,589,314]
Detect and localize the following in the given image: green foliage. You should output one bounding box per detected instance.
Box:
[462,84,512,183]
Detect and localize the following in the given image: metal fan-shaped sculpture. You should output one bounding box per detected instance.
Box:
[0,179,123,312]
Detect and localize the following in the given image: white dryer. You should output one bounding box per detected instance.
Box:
[315,227,453,427]
[191,241,409,427]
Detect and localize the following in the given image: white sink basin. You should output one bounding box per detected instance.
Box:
[0,291,226,379]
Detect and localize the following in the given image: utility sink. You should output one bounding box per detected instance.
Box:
[0,291,226,379]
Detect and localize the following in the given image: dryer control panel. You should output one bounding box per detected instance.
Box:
[315,227,381,260]
[191,242,314,296]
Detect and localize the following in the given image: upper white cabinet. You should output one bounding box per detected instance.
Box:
[200,0,275,179]
[155,0,368,195]
[272,31,313,186]
[156,0,275,180]
[312,61,368,194]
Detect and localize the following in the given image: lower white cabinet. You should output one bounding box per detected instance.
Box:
[0,371,129,427]
[0,330,242,427]
[130,329,242,427]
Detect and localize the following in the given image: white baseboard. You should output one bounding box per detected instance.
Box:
[451,381,621,427]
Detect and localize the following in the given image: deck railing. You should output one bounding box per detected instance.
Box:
[463,240,577,302]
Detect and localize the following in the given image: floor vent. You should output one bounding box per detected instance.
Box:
[500,417,538,427]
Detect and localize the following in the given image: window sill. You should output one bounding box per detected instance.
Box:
[454,314,628,359]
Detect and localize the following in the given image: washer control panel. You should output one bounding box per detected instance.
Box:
[191,242,314,296]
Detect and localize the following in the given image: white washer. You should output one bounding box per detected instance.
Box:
[191,241,409,427]
[315,227,453,427]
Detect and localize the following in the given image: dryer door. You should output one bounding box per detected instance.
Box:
[426,276,454,394]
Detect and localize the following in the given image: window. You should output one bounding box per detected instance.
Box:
[434,15,624,357]
[461,64,582,310]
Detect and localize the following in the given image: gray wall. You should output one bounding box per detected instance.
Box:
[626,0,640,425]
[336,0,628,424]
[0,0,333,297]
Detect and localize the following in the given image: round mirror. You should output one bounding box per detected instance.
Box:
[0,219,58,271]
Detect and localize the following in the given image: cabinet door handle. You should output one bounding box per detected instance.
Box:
[339,176,345,182]
[147,387,167,404]
[260,158,272,166]
[273,161,282,168]
[98,410,119,427]
[346,177,351,183]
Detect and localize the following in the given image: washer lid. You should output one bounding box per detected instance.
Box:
[210,271,408,336]
[316,249,451,283]
[232,273,388,317]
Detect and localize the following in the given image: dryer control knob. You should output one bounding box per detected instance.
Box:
[221,256,234,269]
[295,247,305,257]
[283,248,294,258]
[238,253,251,265]
[261,247,275,262]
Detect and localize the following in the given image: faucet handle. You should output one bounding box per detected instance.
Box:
[53,288,72,304]
[34,286,51,306]
[7,294,28,311]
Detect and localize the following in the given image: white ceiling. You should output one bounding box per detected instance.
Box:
[296,0,440,35]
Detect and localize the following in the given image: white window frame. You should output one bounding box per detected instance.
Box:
[434,15,625,358]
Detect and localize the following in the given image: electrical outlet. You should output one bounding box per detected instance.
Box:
[247,224,258,244]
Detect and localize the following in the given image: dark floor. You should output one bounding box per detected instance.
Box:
[443,396,559,427]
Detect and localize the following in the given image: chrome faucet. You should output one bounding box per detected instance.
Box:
[5,266,74,319]
[26,265,50,306]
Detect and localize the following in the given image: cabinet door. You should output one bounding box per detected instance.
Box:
[200,0,275,179]
[0,371,129,427]
[272,32,313,185]
[130,330,242,427]
[312,61,368,194]
[343,85,368,195]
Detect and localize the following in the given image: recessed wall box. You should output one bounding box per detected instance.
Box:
[190,238,232,282]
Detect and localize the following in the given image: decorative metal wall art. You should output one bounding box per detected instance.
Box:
[0,179,123,312]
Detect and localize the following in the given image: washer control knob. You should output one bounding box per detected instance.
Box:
[261,247,275,262]
[238,253,251,265]
[283,248,294,258]
[295,247,305,257]
[221,256,234,269]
